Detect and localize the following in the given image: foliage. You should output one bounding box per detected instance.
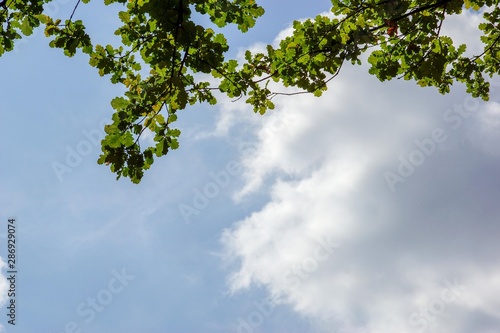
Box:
[1,0,499,183]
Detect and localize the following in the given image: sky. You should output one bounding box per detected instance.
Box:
[1,1,500,333]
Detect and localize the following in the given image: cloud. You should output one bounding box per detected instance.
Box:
[194,11,334,140]
[221,10,500,333]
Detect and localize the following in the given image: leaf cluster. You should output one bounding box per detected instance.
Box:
[1,0,498,183]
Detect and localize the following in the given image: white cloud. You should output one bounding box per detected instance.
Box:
[221,10,500,333]
[195,11,335,140]
[440,9,486,57]
[469,101,500,156]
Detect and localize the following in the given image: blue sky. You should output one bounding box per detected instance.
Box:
[1,1,500,333]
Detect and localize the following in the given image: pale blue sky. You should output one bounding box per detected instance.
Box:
[0,1,328,333]
[2,2,500,333]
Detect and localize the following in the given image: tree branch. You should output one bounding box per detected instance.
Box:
[472,31,500,61]
[69,0,82,22]
[369,0,453,33]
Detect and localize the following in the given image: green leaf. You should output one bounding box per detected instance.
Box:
[111,97,129,110]
[1,0,493,184]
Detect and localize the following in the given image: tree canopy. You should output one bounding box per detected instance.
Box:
[1,0,499,183]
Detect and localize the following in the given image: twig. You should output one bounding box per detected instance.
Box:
[69,0,82,22]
